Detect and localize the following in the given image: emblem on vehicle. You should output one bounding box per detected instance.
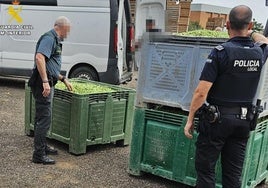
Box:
[8,0,23,24]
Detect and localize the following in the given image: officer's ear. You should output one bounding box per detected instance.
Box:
[226,21,230,30]
[248,21,253,30]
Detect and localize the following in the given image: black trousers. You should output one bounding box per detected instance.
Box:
[195,115,251,188]
[31,79,54,157]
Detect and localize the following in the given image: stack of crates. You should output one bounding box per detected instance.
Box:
[206,17,225,30]
[128,33,268,187]
[177,0,192,33]
[25,79,136,155]
[165,0,180,33]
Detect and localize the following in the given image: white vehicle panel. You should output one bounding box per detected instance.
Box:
[0,4,110,73]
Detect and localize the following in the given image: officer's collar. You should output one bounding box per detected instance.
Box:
[51,29,62,42]
[228,36,251,42]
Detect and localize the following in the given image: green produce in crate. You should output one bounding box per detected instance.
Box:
[55,81,115,94]
[176,29,229,38]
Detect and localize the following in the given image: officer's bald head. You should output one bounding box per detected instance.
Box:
[54,16,71,40]
[229,5,252,30]
[54,16,71,27]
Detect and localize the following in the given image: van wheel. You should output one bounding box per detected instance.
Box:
[70,66,98,81]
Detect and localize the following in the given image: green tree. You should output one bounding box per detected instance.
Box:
[252,18,264,32]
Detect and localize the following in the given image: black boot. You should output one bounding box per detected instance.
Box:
[32,155,56,165]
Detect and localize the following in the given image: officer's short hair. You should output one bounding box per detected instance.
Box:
[229,5,252,30]
[54,16,71,27]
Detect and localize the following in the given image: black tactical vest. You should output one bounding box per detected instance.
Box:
[207,41,263,106]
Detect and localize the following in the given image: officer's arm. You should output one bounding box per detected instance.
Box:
[35,52,51,97]
[35,53,48,82]
[249,30,268,44]
[184,80,213,139]
[188,80,213,122]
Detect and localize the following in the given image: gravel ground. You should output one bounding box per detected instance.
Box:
[0,73,267,188]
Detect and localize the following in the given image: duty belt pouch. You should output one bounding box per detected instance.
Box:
[196,104,220,123]
[195,104,220,134]
[204,105,220,123]
[247,100,263,131]
[246,105,255,122]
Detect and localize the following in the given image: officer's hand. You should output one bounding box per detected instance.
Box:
[184,121,194,139]
[64,79,73,91]
[42,82,51,97]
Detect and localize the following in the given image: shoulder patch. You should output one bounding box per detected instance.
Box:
[215,45,224,51]
[205,58,212,64]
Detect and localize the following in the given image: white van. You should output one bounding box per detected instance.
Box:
[0,0,134,84]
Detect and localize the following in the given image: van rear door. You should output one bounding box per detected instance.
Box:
[134,0,166,68]
[135,0,165,40]
[117,0,134,83]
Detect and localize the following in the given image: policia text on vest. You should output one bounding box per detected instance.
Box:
[234,59,260,71]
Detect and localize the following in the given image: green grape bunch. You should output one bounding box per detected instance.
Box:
[55,81,115,95]
[176,29,229,38]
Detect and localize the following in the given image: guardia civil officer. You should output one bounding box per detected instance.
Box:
[184,5,268,188]
[28,16,73,165]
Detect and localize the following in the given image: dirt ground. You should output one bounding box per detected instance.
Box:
[0,73,267,188]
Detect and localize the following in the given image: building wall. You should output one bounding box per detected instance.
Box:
[190,4,230,30]
[190,11,228,29]
[190,11,206,28]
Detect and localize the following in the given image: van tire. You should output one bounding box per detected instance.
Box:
[70,66,98,81]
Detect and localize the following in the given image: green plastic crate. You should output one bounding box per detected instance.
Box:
[25,84,37,137]
[128,107,268,187]
[242,120,268,187]
[25,80,136,155]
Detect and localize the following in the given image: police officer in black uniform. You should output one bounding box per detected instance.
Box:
[29,16,73,165]
[184,5,268,188]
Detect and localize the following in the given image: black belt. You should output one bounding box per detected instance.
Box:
[217,106,246,115]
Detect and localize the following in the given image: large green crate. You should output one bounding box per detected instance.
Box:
[25,80,136,155]
[242,118,268,187]
[128,107,268,187]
